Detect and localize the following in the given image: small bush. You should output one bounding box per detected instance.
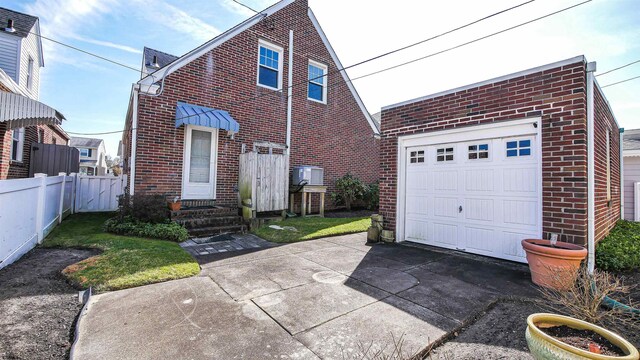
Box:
[117,193,169,224]
[365,182,379,210]
[596,220,640,272]
[104,217,188,242]
[331,174,368,210]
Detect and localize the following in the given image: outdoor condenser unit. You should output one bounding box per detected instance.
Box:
[292,165,323,186]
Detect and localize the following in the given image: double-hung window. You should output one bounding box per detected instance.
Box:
[10,127,24,162]
[257,40,282,90]
[80,148,91,157]
[308,60,327,103]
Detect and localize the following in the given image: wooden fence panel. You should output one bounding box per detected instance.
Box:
[29,143,79,177]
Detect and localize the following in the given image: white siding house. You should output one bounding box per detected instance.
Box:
[623,129,640,221]
[70,137,108,176]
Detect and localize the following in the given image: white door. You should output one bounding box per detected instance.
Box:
[403,131,540,263]
[182,125,218,200]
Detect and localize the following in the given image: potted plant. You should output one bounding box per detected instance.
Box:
[526,313,639,359]
[522,238,588,290]
[167,196,181,211]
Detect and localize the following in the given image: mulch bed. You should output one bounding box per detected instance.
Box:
[540,325,624,356]
[0,248,97,360]
[324,209,375,218]
[617,269,640,306]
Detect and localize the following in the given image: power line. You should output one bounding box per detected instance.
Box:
[596,59,640,77]
[601,75,640,88]
[66,129,132,135]
[231,0,261,14]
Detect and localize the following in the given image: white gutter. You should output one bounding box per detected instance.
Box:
[286,30,293,155]
[620,128,625,219]
[586,61,596,274]
[130,84,140,195]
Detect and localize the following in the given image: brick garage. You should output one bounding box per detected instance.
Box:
[123,0,379,210]
[379,56,619,262]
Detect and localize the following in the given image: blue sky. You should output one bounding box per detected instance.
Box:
[3,0,639,156]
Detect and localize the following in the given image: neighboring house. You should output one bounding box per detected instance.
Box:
[379,56,620,263]
[121,0,379,209]
[623,128,640,221]
[70,137,107,176]
[0,7,68,180]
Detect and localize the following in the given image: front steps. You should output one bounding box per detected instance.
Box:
[172,206,247,238]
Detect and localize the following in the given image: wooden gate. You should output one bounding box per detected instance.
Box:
[29,143,80,177]
[239,142,289,218]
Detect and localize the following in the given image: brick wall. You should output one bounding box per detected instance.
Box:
[593,85,621,241]
[380,60,592,245]
[129,0,379,209]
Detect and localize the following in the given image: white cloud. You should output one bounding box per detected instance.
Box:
[70,35,142,54]
[219,0,275,17]
[135,0,221,43]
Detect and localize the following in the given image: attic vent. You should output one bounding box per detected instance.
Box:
[149,55,160,69]
[4,19,16,33]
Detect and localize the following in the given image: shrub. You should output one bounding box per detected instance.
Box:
[117,193,169,224]
[364,182,379,210]
[331,174,368,210]
[596,220,640,272]
[104,217,189,242]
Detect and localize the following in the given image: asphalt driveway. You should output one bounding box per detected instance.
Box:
[73,233,538,359]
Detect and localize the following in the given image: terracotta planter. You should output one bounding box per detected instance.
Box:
[168,201,181,211]
[526,313,639,360]
[521,239,587,290]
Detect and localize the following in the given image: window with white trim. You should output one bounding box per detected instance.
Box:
[80,148,90,157]
[308,60,327,103]
[10,128,24,162]
[257,40,282,90]
[410,150,425,164]
[468,144,489,160]
[27,57,34,90]
[436,147,454,162]
[506,139,531,157]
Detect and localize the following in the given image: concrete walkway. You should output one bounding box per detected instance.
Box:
[73,233,538,359]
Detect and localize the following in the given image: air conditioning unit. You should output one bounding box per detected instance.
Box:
[292,165,323,186]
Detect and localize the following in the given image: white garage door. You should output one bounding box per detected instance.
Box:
[401,122,541,263]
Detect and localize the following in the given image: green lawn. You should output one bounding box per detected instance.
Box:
[252,216,370,243]
[42,213,200,292]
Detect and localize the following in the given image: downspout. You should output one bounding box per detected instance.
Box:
[130,84,140,195]
[286,30,293,155]
[586,61,596,274]
[620,128,625,220]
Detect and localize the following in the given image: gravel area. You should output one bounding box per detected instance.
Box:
[0,248,97,360]
[429,300,543,359]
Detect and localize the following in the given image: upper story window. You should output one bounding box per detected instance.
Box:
[11,128,24,162]
[27,57,34,90]
[80,148,91,157]
[308,60,327,103]
[257,40,283,90]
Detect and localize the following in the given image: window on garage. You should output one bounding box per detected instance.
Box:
[468,144,489,159]
[410,150,425,163]
[436,147,454,162]
[506,139,531,157]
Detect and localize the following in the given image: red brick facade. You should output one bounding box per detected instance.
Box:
[124,0,379,209]
[380,58,620,246]
[0,122,69,179]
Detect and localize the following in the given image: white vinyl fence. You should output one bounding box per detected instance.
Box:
[635,182,640,222]
[0,173,126,270]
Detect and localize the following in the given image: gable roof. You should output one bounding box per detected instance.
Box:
[142,47,178,75]
[70,137,104,148]
[371,112,381,132]
[137,0,379,136]
[624,129,640,152]
[0,7,38,38]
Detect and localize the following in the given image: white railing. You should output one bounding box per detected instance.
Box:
[0,173,125,270]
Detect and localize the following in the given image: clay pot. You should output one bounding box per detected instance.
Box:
[526,313,639,360]
[521,239,587,290]
[168,201,181,211]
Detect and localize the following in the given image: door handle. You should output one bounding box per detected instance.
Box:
[459,205,463,213]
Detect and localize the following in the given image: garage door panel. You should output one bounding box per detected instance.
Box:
[433,197,458,218]
[431,222,458,247]
[503,167,537,194]
[405,219,428,242]
[501,231,534,259]
[464,168,496,192]
[406,195,429,216]
[407,169,428,192]
[503,199,538,228]
[464,226,495,254]
[433,170,458,192]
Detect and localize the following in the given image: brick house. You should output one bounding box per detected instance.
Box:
[122,0,379,211]
[379,56,620,264]
[0,7,69,180]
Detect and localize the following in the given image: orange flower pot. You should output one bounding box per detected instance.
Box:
[521,239,588,290]
[168,201,181,211]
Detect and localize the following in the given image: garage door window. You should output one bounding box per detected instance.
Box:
[436,147,454,162]
[410,150,425,164]
[468,144,489,160]
[506,140,531,157]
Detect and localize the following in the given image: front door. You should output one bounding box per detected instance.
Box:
[182,125,218,200]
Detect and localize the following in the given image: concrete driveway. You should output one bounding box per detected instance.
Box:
[73,233,538,359]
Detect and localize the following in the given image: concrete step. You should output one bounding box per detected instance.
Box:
[176,216,243,229]
[171,207,238,219]
[188,224,247,237]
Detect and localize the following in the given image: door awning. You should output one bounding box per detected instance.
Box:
[175,101,239,135]
[0,91,66,129]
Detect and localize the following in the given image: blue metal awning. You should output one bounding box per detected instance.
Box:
[175,101,239,134]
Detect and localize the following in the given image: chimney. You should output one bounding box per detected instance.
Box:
[149,55,160,69]
[4,19,16,33]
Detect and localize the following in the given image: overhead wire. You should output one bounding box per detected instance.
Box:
[596,59,640,77]
[601,75,640,88]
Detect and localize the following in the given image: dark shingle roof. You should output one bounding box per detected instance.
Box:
[0,7,38,38]
[624,129,640,151]
[143,47,178,74]
[70,137,104,148]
